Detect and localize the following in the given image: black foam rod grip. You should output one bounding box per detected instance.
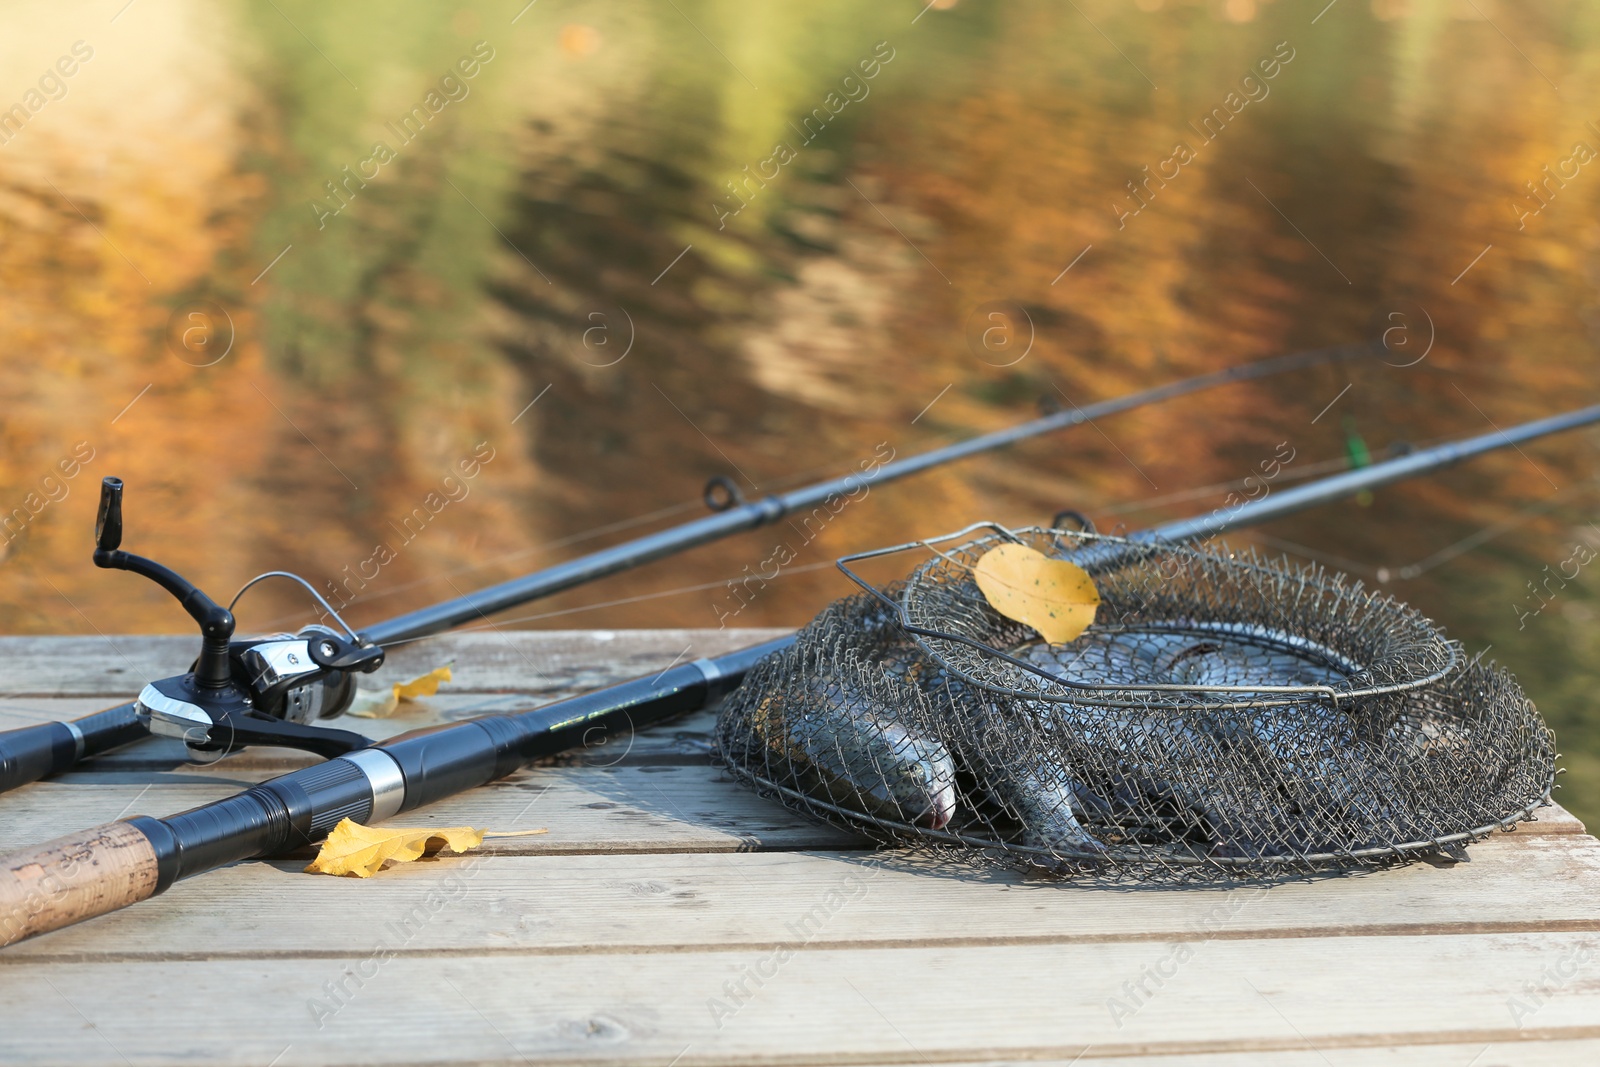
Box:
[0,704,148,794]
[0,723,78,794]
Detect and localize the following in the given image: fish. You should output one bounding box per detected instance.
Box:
[958,692,1104,855]
[754,678,958,831]
[721,590,961,831]
[1012,626,1370,857]
[989,760,1104,855]
[1384,717,1472,761]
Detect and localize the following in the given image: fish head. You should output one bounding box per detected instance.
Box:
[797,705,960,831]
[874,726,959,830]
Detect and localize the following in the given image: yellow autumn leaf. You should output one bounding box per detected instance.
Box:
[346,690,398,719]
[972,542,1100,644]
[348,664,454,718]
[395,664,452,699]
[305,818,547,877]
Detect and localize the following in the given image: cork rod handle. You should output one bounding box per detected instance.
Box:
[0,821,159,947]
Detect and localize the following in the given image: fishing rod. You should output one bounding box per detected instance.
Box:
[364,343,1371,645]
[2,402,1594,947]
[0,344,1367,794]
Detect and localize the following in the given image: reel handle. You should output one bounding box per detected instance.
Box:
[93,477,235,689]
[94,475,123,552]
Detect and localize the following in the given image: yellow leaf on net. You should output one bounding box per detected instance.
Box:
[972,543,1100,644]
[304,820,549,877]
[348,664,454,718]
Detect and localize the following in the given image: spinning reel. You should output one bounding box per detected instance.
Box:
[95,477,386,761]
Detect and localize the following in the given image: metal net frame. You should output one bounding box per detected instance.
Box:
[714,524,1556,880]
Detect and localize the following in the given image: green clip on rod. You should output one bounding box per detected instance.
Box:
[2,402,1595,947]
[0,344,1369,793]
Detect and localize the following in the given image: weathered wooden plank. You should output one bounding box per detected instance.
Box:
[0,764,868,856]
[1,695,1586,843]
[0,636,191,698]
[3,760,1579,864]
[2,628,1597,1067]
[744,1047,1598,1067]
[0,629,788,697]
[375,628,790,694]
[1,833,1597,962]
[0,934,1597,1065]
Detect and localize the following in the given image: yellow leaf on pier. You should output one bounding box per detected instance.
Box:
[348,664,454,718]
[304,819,546,877]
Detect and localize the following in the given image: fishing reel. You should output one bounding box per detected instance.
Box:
[94,477,385,760]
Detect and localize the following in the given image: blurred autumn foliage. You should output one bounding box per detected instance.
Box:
[0,0,1597,815]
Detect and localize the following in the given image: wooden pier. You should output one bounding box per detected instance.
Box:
[2,630,1597,1065]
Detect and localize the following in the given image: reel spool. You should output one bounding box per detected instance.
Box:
[92,477,385,761]
[715,524,1556,878]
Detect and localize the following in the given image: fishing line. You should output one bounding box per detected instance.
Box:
[1088,428,1498,521]
[255,354,1361,635]
[247,494,713,632]
[372,560,844,650]
[330,443,1473,646]
[247,436,950,632]
[0,345,1402,798]
[1092,454,1356,518]
[1254,479,1599,582]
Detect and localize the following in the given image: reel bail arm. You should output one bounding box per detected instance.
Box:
[93,477,379,762]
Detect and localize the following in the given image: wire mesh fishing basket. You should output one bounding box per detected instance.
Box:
[714,524,1556,879]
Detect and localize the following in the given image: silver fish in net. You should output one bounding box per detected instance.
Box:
[715,592,959,832]
[715,525,1557,879]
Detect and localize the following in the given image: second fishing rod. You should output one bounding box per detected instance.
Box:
[3,402,1595,948]
[0,344,1365,793]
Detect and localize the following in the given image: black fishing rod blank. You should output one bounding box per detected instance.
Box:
[2,402,1594,947]
[0,345,1367,795]
[361,344,1368,646]
[1138,403,1600,545]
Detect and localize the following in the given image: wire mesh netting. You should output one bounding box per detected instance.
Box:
[714,525,1556,879]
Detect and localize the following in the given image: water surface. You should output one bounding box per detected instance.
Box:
[1,0,1597,820]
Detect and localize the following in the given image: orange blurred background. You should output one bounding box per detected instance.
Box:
[1,0,1596,815]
